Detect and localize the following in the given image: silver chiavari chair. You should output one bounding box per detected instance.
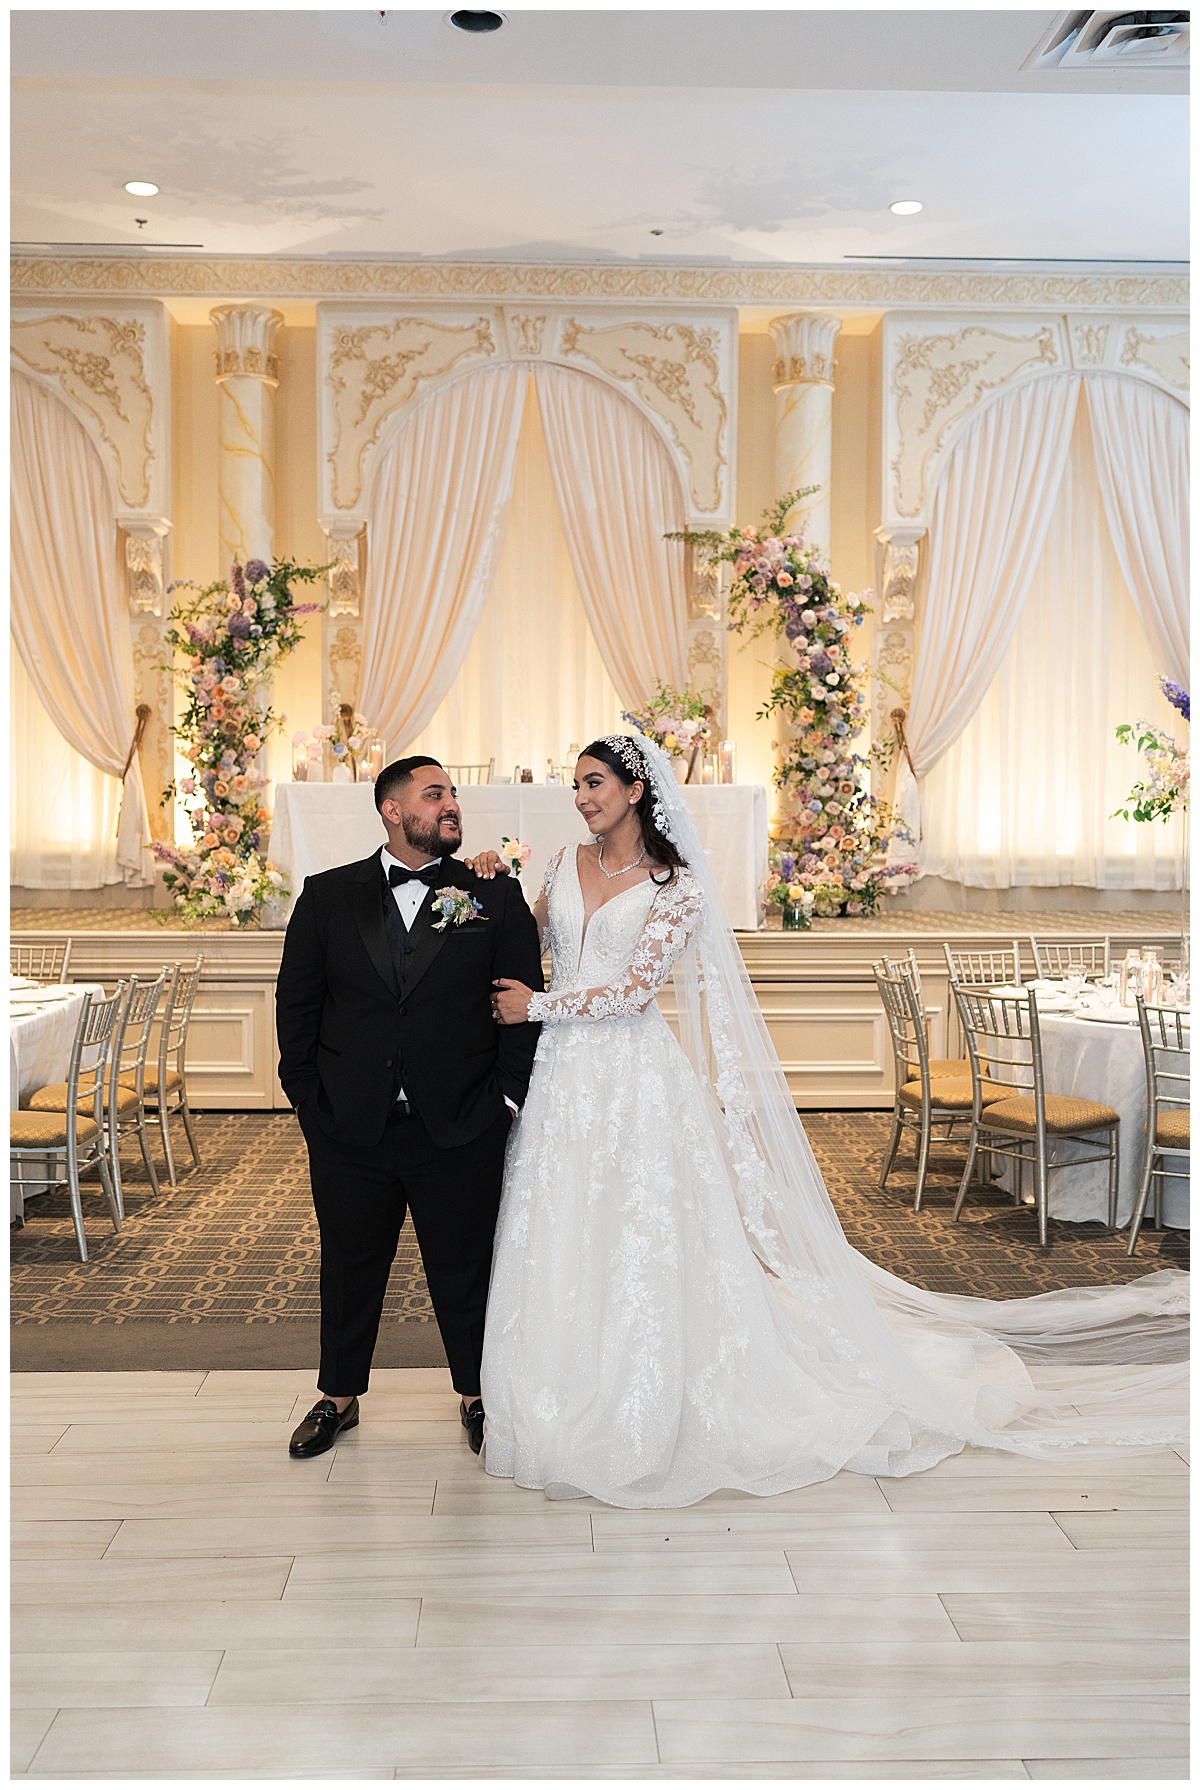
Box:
[1128,994,1190,1256]
[11,939,73,983]
[11,985,127,1261]
[1031,936,1111,981]
[135,959,204,1185]
[874,961,1007,1213]
[952,985,1119,1253]
[28,974,169,1219]
[441,760,494,786]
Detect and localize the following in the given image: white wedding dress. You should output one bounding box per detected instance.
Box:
[481,738,1187,1509]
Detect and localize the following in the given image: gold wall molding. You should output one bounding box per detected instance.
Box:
[317,302,738,527]
[882,309,1190,529]
[11,308,160,510]
[11,254,1189,313]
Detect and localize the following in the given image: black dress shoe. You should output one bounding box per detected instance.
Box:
[460,1398,485,1455]
[289,1396,359,1459]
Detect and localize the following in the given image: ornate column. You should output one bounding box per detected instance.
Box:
[872,526,924,859]
[210,305,283,569]
[121,517,174,842]
[320,523,365,727]
[769,313,841,553]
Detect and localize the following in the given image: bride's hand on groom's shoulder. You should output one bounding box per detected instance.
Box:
[463,849,510,879]
[492,978,533,1025]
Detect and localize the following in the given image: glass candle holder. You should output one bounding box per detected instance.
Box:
[292,744,309,782]
[718,740,737,784]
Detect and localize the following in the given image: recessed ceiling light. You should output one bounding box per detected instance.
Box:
[889,200,923,216]
[125,181,159,197]
[649,228,664,236]
[448,10,505,31]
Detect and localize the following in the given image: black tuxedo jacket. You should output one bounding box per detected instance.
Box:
[276,852,544,1151]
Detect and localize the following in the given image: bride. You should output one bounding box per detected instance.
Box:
[481,732,1187,1509]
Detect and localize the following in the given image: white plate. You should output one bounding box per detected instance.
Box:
[1074,1007,1139,1025]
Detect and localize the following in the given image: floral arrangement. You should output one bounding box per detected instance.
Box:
[431,887,484,932]
[1115,676,1190,825]
[763,850,816,928]
[291,724,335,777]
[154,557,325,924]
[500,836,532,877]
[670,491,891,916]
[621,683,713,763]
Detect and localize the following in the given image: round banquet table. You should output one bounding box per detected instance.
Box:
[995,1005,1189,1229]
[10,982,107,1221]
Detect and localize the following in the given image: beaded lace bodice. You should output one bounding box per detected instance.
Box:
[527,846,703,1023]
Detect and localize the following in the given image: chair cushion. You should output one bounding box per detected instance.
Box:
[899,1076,1009,1111]
[1156,1108,1190,1150]
[10,1111,100,1148]
[26,1083,140,1116]
[929,1058,970,1078]
[120,1067,182,1095]
[981,1095,1119,1136]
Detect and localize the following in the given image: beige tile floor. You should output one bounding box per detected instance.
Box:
[11,1366,1188,1781]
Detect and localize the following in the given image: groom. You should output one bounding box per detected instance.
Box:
[276,756,543,1459]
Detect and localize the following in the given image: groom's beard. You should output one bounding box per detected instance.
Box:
[402,810,462,858]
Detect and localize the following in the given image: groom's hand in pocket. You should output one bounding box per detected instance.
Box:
[492,979,533,1025]
[464,850,509,879]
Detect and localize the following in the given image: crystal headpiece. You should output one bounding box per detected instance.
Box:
[598,734,676,843]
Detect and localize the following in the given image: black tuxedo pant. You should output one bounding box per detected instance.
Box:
[299,1101,511,1398]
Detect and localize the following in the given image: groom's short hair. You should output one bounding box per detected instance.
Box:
[374,756,445,813]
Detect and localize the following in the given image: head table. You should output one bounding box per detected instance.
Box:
[266,781,770,932]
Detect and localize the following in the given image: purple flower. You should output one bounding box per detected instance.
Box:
[227,615,253,639]
[809,650,832,677]
[780,852,795,880]
[784,619,805,641]
[244,558,271,585]
[1160,677,1190,723]
[231,563,246,597]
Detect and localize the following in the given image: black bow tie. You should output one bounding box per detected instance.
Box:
[388,861,442,889]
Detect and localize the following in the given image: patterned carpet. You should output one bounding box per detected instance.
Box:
[11,1109,1186,1370]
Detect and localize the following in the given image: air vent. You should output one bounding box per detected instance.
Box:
[1024,9,1189,69]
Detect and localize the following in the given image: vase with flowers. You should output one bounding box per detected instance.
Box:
[621,683,713,783]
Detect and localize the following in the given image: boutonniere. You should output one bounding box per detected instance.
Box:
[431,886,485,932]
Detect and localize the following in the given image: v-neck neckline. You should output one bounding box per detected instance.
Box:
[573,844,656,970]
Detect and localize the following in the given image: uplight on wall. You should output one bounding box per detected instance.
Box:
[889,200,923,216]
[125,181,159,196]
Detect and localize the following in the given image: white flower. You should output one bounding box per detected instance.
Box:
[826,672,840,686]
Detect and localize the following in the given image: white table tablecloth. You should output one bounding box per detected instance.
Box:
[10,983,106,1222]
[10,985,106,1110]
[997,1008,1189,1229]
[266,782,769,931]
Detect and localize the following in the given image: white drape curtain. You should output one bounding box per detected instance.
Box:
[906,374,1083,781]
[921,399,1185,889]
[532,363,689,709]
[358,363,528,753]
[10,649,123,888]
[10,369,152,885]
[361,362,688,758]
[410,377,623,775]
[1085,372,1189,687]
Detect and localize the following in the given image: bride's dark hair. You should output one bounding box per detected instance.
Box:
[579,737,688,884]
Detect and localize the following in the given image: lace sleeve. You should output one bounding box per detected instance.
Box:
[541,845,568,902]
[527,874,703,1022]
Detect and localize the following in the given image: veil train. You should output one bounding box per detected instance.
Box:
[632,728,1187,1459]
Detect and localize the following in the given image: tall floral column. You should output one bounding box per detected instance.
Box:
[769,314,841,551]
[210,306,283,568]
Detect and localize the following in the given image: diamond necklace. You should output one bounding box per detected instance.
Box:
[597,838,648,880]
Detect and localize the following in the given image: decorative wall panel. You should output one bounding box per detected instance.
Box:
[317,301,737,531]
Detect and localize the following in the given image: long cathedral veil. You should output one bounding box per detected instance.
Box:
[629,729,1187,1458]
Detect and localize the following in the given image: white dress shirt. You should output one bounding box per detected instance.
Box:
[379,845,518,1116]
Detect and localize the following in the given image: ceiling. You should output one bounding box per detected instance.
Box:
[11,9,1189,266]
